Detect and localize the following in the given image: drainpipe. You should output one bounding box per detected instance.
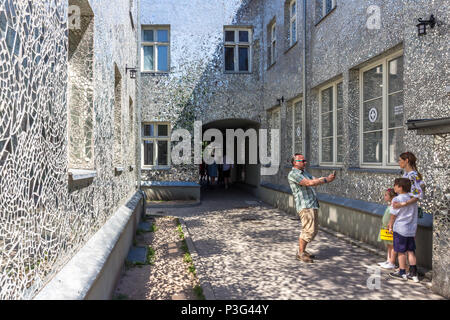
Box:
[302,0,307,157]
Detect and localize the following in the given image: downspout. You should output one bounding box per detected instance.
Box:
[302,0,307,157]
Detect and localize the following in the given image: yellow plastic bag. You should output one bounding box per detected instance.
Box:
[380,228,393,241]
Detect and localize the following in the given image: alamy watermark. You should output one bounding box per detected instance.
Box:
[366,267,381,290]
[170,121,280,176]
[366,5,381,30]
[68,5,81,30]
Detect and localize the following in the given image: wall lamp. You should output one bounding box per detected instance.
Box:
[126,64,137,79]
[417,14,436,36]
[277,96,285,105]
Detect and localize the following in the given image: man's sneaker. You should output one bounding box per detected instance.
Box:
[378,260,388,266]
[296,252,313,263]
[389,271,408,281]
[407,273,420,283]
[304,251,316,259]
[379,261,395,269]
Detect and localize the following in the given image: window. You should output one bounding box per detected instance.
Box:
[224,27,252,72]
[322,0,336,17]
[287,98,304,155]
[114,65,123,167]
[142,123,171,167]
[68,0,94,170]
[141,26,170,72]
[289,0,297,46]
[267,21,276,66]
[360,53,404,167]
[319,80,343,165]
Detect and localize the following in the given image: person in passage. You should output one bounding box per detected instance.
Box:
[199,161,206,184]
[287,153,336,263]
[222,154,233,189]
[377,188,397,269]
[388,178,420,283]
[207,159,218,186]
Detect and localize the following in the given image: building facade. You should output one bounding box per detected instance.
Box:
[0,0,139,299]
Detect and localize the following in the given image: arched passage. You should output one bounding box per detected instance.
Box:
[201,118,261,191]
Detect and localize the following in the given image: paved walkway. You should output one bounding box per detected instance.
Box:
[146,187,444,300]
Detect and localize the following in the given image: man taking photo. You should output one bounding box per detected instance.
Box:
[288,154,336,263]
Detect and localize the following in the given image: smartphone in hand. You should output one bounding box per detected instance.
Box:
[332,170,336,176]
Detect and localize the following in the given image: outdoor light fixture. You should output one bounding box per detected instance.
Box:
[125,64,137,79]
[416,14,436,36]
[277,96,285,105]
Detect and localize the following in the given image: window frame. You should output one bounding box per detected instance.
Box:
[322,0,337,17]
[223,26,253,73]
[141,25,170,73]
[289,0,297,47]
[270,23,276,66]
[141,122,171,169]
[289,97,305,155]
[359,50,404,168]
[319,79,344,166]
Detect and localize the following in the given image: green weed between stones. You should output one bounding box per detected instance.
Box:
[150,223,158,232]
[113,293,129,300]
[193,285,205,300]
[146,246,156,265]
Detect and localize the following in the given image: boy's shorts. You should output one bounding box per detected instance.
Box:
[393,232,416,253]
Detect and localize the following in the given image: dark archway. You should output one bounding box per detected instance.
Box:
[201,118,261,192]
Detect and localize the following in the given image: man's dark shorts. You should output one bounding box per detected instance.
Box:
[223,170,230,178]
[393,232,416,253]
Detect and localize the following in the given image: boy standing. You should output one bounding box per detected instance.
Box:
[388,178,419,282]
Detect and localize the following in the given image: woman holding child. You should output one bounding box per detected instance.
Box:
[377,151,425,282]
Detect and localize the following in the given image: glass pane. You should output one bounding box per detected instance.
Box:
[272,41,276,62]
[337,109,343,136]
[291,1,296,16]
[267,46,272,66]
[157,29,168,42]
[143,124,154,137]
[157,45,168,71]
[321,137,333,162]
[225,30,235,42]
[157,124,168,137]
[363,131,382,163]
[363,65,383,101]
[337,82,343,109]
[321,87,333,112]
[326,0,333,13]
[238,47,249,71]
[225,47,234,71]
[239,31,249,43]
[388,91,404,128]
[363,98,382,132]
[321,112,333,138]
[388,56,403,93]
[337,136,344,163]
[144,140,154,165]
[291,21,296,44]
[142,30,153,42]
[143,46,154,70]
[157,140,168,166]
[388,128,404,164]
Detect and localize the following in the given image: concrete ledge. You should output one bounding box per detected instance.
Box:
[260,182,432,228]
[34,191,144,300]
[141,181,200,201]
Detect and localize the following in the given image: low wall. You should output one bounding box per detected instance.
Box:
[34,191,144,300]
[141,181,200,201]
[257,183,433,270]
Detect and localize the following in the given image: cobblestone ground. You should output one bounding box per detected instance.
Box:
[113,216,201,300]
[148,186,444,300]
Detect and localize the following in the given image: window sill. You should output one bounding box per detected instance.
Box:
[348,167,402,175]
[142,166,171,171]
[267,61,276,71]
[284,41,298,54]
[68,169,97,181]
[141,71,170,76]
[223,71,252,75]
[315,6,337,26]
